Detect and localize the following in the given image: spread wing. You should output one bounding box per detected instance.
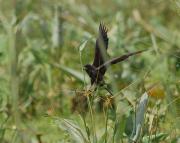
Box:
[93,23,109,75]
[97,50,146,70]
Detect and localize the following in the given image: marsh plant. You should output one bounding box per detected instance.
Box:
[0,0,179,143]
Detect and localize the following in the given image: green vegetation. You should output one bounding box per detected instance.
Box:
[0,0,179,142]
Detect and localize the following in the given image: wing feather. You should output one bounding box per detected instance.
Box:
[93,23,109,75]
[97,50,146,70]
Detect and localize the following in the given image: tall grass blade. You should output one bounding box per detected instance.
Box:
[56,118,89,143]
[130,92,148,142]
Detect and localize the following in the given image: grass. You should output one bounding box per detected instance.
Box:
[0,0,180,142]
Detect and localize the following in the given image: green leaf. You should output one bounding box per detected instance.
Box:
[130,92,149,142]
[79,40,88,52]
[0,128,5,140]
[115,116,126,141]
[99,132,106,143]
[53,63,89,83]
[56,118,89,143]
[142,133,168,143]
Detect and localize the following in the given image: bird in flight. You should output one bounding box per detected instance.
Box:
[84,23,146,86]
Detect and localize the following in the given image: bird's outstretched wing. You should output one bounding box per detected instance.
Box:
[93,23,109,75]
[97,50,146,70]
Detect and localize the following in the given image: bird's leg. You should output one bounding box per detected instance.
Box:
[103,83,113,96]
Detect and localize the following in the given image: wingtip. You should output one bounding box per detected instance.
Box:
[99,22,108,33]
[130,49,147,56]
[137,49,149,54]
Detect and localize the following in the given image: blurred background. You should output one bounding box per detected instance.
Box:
[0,0,180,142]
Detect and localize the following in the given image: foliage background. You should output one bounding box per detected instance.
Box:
[0,0,179,142]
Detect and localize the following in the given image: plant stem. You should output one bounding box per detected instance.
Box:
[79,50,86,88]
[104,108,108,143]
[87,96,97,143]
[8,22,20,129]
[82,115,91,143]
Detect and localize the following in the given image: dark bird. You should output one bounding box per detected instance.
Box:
[84,23,146,85]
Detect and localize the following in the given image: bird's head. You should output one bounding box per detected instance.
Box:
[83,64,96,76]
[83,64,92,72]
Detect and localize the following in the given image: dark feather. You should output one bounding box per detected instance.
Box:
[93,23,109,75]
[97,50,146,70]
